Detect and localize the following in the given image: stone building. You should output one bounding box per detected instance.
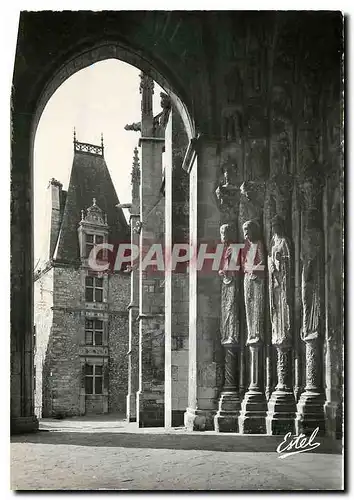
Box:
[11,11,343,438]
[33,135,130,417]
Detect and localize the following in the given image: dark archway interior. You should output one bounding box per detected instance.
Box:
[11,11,343,436]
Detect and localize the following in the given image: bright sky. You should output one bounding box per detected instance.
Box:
[34,59,163,263]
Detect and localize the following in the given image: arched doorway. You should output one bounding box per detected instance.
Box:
[11,19,195,433]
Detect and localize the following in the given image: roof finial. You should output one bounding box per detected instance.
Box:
[101,133,104,149]
[93,198,96,206]
[73,127,77,144]
[81,209,85,221]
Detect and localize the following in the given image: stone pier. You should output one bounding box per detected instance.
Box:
[184,140,221,431]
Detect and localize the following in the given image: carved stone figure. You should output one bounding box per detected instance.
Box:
[219,224,240,345]
[242,220,266,344]
[239,181,265,227]
[215,160,240,222]
[268,215,292,346]
[214,223,242,433]
[301,209,322,341]
[295,206,326,436]
[266,216,296,435]
[239,220,267,434]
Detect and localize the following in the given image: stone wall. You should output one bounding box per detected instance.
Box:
[42,266,82,417]
[34,268,54,418]
[107,273,130,413]
[34,267,130,417]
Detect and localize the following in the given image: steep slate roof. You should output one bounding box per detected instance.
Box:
[54,146,129,262]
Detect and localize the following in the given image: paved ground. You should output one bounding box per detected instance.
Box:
[11,418,343,491]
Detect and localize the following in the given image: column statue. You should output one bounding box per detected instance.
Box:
[214,159,242,433]
[239,219,267,434]
[266,215,296,434]
[268,215,292,346]
[295,206,326,436]
[242,220,266,345]
[219,224,240,345]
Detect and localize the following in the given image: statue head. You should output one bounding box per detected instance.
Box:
[220,223,236,244]
[242,220,261,243]
[271,215,285,236]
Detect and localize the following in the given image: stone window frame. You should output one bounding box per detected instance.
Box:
[85,318,104,346]
[84,363,103,395]
[85,276,104,303]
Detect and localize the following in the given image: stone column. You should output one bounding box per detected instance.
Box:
[295,177,326,436]
[124,149,141,423]
[239,221,267,434]
[266,216,296,434]
[126,213,140,422]
[11,113,39,434]
[213,160,243,433]
[267,346,296,434]
[164,108,173,428]
[184,139,221,431]
[214,347,242,433]
[136,73,166,427]
[165,107,190,428]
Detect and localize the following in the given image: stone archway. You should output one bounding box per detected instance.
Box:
[11,18,196,434]
[32,41,195,145]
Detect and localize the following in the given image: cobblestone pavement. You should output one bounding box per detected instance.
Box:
[11,419,343,491]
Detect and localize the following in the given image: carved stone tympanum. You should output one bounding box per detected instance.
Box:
[238,220,267,434]
[266,215,297,435]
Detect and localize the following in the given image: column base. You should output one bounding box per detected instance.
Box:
[136,390,164,427]
[126,393,137,422]
[214,392,241,433]
[295,390,326,436]
[266,389,296,435]
[239,389,267,434]
[11,415,39,434]
[184,407,216,431]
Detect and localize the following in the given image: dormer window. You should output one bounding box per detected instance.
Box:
[85,234,104,258]
[78,198,109,262]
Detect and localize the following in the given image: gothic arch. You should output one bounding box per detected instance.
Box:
[32,41,195,147]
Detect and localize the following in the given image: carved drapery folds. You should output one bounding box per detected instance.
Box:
[215,159,241,224]
[219,225,241,346]
[268,216,293,347]
[295,169,326,436]
[299,170,324,343]
[242,220,266,345]
[266,215,296,435]
[239,219,267,434]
